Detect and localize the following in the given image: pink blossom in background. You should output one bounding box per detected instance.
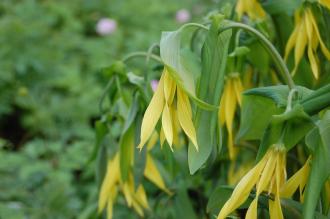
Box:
[150,80,159,92]
[175,9,191,23]
[96,18,117,36]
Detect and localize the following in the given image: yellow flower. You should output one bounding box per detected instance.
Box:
[217,145,287,219]
[218,74,244,160]
[236,0,266,20]
[138,68,198,151]
[98,150,170,219]
[285,7,330,79]
[281,156,311,202]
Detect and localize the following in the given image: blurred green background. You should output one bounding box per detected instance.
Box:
[0,0,219,218]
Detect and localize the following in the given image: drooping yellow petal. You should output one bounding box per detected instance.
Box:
[224,79,237,134]
[177,87,198,150]
[281,157,311,200]
[98,154,120,213]
[217,151,270,219]
[284,25,299,61]
[245,198,258,219]
[269,195,284,219]
[308,9,330,60]
[138,75,165,149]
[293,16,307,74]
[144,154,171,194]
[270,152,284,219]
[170,105,180,146]
[162,104,174,149]
[163,70,176,105]
[307,45,319,79]
[256,152,276,194]
[224,79,238,160]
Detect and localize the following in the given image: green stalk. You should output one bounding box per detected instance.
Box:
[219,21,295,90]
[122,52,163,63]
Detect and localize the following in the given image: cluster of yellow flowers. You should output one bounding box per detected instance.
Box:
[98,133,170,219]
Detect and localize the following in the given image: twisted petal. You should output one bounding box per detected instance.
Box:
[284,24,299,61]
[293,16,307,74]
[307,9,330,60]
[138,74,165,149]
[245,198,258,219]
[281,157,311,200]
[177,87,198,150]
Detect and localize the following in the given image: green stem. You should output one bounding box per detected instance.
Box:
[122,52,163,63]
[180,22,209,31]
[219,21,295,90]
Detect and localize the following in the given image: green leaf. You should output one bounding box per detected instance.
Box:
[188,16,232,174]
[159,24,216,110]
[119,125,135,182]
[173,188,198,219]
[87,119,109,165]
[119,95,139,182]
[244,85,312,107]
[133,114,147,189]
[304,110,330,219]
[96,143,108,188]
[257,105,314,161]
[236,95,283,141]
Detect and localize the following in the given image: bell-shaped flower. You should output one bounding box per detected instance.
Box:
[217,144,287,219]
[138,68,198,151]
[98,149,170,218]
[285,8,330,79]
[218,74,244,160]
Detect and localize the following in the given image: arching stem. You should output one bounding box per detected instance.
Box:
[219,21,295,90]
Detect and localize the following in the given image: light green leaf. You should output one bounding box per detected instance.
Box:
[257,105,314,161]
[244,85,312,107]
[304,110,330,219]
[236,95,283,141]
[188,16,232,174]
[160,24,216,110]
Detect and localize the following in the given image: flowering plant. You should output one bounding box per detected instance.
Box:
[94,1,330,218]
